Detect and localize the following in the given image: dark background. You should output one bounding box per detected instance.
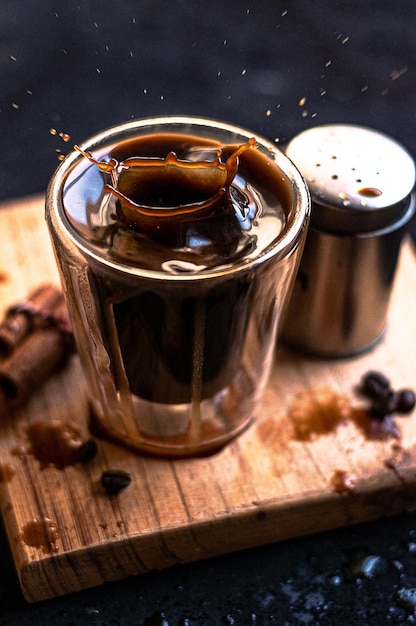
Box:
[1,1,416,202]
[1,1,416,624]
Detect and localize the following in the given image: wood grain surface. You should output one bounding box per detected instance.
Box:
[0,196,415,602]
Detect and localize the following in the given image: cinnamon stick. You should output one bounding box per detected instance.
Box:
[0,327,72,406]
[0,284,65,356]
[0,285,74,406]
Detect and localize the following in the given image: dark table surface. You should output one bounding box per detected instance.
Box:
[1,1,416,624]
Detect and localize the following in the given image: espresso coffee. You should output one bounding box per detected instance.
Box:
[63,132,290,405]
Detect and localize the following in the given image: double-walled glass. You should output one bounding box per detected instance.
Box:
[45,117,310,457]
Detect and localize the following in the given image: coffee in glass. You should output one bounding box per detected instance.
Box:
[45,117,310,456]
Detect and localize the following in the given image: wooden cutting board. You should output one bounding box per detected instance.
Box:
[0,195,416,602]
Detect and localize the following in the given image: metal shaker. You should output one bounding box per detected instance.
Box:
[281,123,416,357]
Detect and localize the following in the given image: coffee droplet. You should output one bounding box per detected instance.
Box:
[358,187,382,197]
[0,463,15,482]
[21,517,59,553]
[331,469,357,493]
[26,420,89,469]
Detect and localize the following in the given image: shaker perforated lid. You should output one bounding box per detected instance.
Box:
[286,124,416,233]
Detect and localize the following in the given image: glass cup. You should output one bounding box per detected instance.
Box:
[45,117,310,457]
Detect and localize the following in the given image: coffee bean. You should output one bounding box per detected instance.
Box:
[396,389,416,414]
[76,438,98,463]
[101,469,131,496]
[362,371,391,398]
[371,390,399,418]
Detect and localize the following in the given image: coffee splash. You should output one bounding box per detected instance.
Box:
[74,137,257,225]
[63,131,288,274]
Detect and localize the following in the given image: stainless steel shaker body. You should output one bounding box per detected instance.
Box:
[282,124,416,357]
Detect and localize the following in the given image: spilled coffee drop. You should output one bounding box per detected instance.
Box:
[26,420,85,469]
[21,517,59,554]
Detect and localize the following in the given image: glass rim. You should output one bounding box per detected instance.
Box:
[46,116,310,282]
